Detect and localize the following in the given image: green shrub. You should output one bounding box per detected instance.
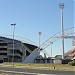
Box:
[68,60,75,66]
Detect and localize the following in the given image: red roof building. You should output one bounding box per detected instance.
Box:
[64,47,75,59]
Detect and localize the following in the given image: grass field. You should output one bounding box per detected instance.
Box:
[0,62,75,71]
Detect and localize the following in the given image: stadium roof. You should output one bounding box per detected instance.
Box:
[24,43,38,51]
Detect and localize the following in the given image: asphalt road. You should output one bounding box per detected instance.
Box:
[0,67,75,75]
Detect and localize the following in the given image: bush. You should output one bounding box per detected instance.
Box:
[68,60,75,66]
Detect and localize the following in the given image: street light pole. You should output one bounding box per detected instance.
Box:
[59,3,64,59]
[51,42,53,63]
[11,23,16,67]
[51,43,53,57]
[39,32,42,50]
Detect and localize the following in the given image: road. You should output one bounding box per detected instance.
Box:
[0,67,75,75]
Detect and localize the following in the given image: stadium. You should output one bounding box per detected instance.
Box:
[0,36,39,63]
[0,27,75,63]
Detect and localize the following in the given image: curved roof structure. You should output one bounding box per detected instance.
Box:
[68,47,75,57]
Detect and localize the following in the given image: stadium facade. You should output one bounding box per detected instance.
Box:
[0,36,38,62]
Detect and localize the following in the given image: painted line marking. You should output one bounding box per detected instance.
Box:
[0,70,54,75]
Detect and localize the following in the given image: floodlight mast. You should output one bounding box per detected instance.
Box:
[59,3,64,59]
[11,23,16,67]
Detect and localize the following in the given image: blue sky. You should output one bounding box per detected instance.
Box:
[0,0,74,57]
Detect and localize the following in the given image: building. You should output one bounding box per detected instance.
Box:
[34,55,62,64]
[34,55,51,63]
[64,47,75,60]
[0,36,38,62]
[54,55,62,64]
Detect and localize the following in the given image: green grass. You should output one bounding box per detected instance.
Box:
[1,62,75,71]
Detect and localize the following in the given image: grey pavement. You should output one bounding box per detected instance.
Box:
[0,67,75,75]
